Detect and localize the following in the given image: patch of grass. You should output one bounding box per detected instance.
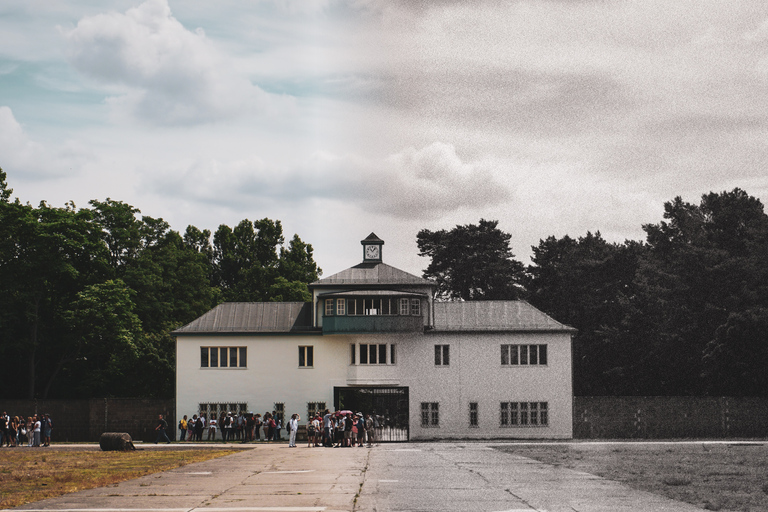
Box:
[498,443,768,511]
[0,449,237,510]
[663,475,691,486]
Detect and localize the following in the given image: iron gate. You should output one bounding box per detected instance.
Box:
[334,386,409,442]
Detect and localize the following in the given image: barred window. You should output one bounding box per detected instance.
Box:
[500,402,548,427]
[307,402,326,419]
[421,402,439,427]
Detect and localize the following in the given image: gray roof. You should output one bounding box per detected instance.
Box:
[432,301,576,332]
[317,289,426,298]
[311,262,434,288]
[173,302,314,334]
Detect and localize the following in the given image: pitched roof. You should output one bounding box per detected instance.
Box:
[311,262,435,288]
[173,302,314,334]
[432,301,576,332]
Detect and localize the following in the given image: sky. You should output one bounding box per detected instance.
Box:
[2,0,768,277]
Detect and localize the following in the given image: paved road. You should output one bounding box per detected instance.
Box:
[12,442,712,512]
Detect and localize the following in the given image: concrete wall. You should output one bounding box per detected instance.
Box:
[574,396,768,439]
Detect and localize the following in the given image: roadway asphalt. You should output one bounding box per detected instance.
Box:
[12,441,718,512]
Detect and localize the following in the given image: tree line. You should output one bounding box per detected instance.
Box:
[0,169,320,399]
[3,166,767,399]
[418,189,768,397]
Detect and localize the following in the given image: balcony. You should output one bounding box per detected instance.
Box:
[346,364,400,387]
[322,315,423,334]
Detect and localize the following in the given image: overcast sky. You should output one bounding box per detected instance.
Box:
[2,0,768,276]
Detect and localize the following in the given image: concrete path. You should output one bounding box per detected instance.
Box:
[358,443,709,511]
[12,443,711,512]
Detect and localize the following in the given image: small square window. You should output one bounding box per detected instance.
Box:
[435,344,450,366]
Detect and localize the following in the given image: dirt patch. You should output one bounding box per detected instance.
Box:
[0,448,238,509]
[497,442,768,511]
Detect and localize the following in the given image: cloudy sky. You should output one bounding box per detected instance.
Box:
[2,0,768,276]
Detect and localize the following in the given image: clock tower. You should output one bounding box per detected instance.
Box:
[361,232,384,263]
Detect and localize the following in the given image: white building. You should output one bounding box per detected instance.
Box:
[174,234,575,440]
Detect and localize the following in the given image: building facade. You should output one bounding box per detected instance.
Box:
[174,234,575,439]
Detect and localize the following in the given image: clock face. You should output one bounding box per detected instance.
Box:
[365,245,380,260]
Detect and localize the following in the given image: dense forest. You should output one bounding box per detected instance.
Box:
[0,169,320,399]
[419,190,768,398]
[2,167,767,399]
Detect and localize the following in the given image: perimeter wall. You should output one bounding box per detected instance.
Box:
[0,398,174,443]
[2,396,767,441]
[574,396,768,439]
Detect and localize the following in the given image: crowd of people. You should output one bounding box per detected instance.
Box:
[303,410,378,448]
[176,410,284,443]
[173,408,380,447]
[0,411,53,447]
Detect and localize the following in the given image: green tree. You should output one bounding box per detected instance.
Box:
[417,219,526,300]
[527,232,643,395]
[60,279,143,397]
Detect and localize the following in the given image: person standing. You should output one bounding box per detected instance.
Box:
[288,414,299,447]
[42,414,52,447]
[32,415,41,447]
[179,415,188,442]
[208,415,218,441]
[154,414,171,444]
[365,414,375,447]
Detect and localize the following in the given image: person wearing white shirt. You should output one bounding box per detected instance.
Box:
[288,414,300,447]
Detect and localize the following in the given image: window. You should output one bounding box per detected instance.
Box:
[307,402,326,419]
[325,299,333,316]
[501,345,548,366]
[350,344,356,365]
[435,344,450,366]
[390,344,397,365]
[299,346,314,367]
[199,402,247,422]
[273,403,285,426]
[201,347,247,368]
[421,402,439,427]
[500,402,548,427]
[354,343,390,365]
[469,402,478,427]
[344,297,419,316]
[400,298,410,315]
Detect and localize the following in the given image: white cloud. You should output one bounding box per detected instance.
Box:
[63,0,293,125]
[0,106,89,180]
[149,141,511,219]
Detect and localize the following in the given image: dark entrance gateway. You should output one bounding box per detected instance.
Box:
[334,387,409,442]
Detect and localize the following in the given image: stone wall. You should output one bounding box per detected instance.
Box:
[574,396,768,439]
